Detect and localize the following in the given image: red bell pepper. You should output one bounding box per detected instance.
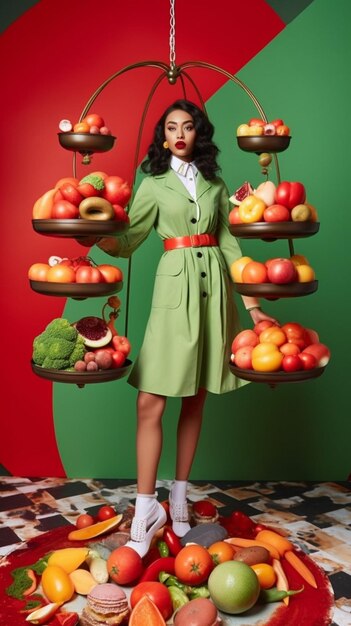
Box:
[275,181,306,210]
[163,526,182,556]
[139,556,176,582]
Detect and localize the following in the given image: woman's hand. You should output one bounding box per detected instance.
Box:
[249,307,279,326]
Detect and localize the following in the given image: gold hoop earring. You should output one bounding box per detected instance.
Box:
[163,141,169,149]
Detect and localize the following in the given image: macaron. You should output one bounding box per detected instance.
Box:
[81,582,129,625]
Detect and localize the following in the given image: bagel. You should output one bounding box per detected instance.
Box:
[79,197,114,221]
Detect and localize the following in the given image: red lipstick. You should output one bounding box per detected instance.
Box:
[175,141,186,148]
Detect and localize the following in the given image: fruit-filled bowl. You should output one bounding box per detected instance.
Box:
[58,132,116,153]
[229,222,320,240]
[229,363,326,384]
[29,280,123,298]
[237,135,291,153]
[32,218,129,237]
[233,281,318,299]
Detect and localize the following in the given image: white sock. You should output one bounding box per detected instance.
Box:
[171,480,188,502]
[134,493,158,520]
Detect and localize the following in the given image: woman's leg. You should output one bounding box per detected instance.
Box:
[126,391,168,557]
[136,390,167,493]
[170,388,207,536]
[175,387,207,480]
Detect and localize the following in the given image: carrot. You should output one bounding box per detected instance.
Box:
[284,550,317,588]
[255,529,293,557]
[224,537,280,560]
[272,558,290,605]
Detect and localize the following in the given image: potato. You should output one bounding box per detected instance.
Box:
[233,546,270,566]
[174,598,218,626]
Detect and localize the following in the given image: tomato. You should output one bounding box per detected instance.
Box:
[208,541,236,565]
[259,326,286,347]
[238,195,266,223]
[276,124,290,136]
[130,582,172,620]
[298,352,317,370]
[28,263,50,281]
[241,261,268,284]
[97,505,116,521]
[253,320,276,336]
[73,121,90,133]
[174,545,214,585]
[54,177,79,190]
[113,204,130,222]
[304,328,319,346]
[46,265,76,283]
[102,176,132,207]
[193,500,217,518]
[251,342,284,372]
[251,563,276,589]
[281,322,306,349]
[231,330,258,355]
[275,181,306,210]
[263,204,290,223]
[41,565,74,603]
[75,266,104,283]
[229,206,242,224]
[107,546,143,585]
[282,354,303,372]
[83,113,105,129]
[59,183,84,207]
[248,118,265,127]
[52,200,79,219]
[111,350,126,368]
[76,513,94,529]
[302,343,331,367]
[270,118,284,128]
[77,182,101,198]
[112,335,131,356]
[97,264,123,283]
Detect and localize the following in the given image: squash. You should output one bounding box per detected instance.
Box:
[48,547,89,573]
[67,514,122,541]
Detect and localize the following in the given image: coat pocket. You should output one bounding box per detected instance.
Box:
[151,253,183,309]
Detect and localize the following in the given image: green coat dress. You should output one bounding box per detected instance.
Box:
[114,169,247,397]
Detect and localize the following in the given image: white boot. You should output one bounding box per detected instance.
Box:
[125,493,167,558]
[169,480,191,537]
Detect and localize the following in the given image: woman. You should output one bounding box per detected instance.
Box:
[97,99,275,556]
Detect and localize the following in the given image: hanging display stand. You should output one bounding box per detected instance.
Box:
[31,0,324,387]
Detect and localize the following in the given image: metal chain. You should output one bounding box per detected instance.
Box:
[169,0,176,67]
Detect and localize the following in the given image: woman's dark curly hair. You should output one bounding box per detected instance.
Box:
[141,99,220,180]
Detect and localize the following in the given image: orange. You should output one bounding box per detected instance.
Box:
[290,254,310,267]
[73,121,90,133]
[230,256,253,283]
[251,563,276,589]
[46,264,76,283]
[208,541,236,565]
[295,264,315,283]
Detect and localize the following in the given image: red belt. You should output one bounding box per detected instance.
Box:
[164,234,218,251]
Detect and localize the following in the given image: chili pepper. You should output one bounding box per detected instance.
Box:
[157,540,170,557]
[163,526,183,556]
[258,586,304,604]
[139,556,175,582]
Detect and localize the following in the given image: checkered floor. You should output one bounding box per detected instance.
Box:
[0,477,350,625]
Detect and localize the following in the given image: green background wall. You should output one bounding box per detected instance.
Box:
[55,0,350,481]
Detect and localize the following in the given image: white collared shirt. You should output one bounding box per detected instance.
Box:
[170,155,198,201]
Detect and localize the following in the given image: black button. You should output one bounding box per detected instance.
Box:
[189,199,195,203]
[202,292,207,297]
[197,252,203,258]
[201,272,206,278]
[190,218,197,224]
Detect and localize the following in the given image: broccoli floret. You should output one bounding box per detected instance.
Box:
[32,318,86,370]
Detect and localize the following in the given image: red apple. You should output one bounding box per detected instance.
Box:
[229,206,242,224]
[112,335,131,357]
[266,258,297,284]
[301,343,330,367]
[233,345,254,369]
[231,329,259,354]
[263,204,290,223]
[102,177,132,207]
[111,350,126,368]
[304,327,320,346]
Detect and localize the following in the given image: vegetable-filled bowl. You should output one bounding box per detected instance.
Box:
[229,363,326,384]
[31,359,132,384]
[233,281,318,299]
[29,280,123,298]
[32,218,129,237]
